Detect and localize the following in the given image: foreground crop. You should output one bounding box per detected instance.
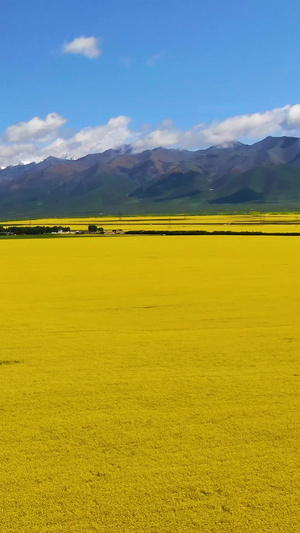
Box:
[0,237,299,532]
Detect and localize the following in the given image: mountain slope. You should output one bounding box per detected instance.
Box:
[1,136,300,217]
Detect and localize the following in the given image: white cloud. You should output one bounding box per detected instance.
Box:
[63,36,102,59]
[41,116,136,160]
[0,143,36,158]
[187,106,290,147]
[282,104,300,130]
[2,104,300,168]
[0,143,38,168]
[133,120,180,150]
[4,113,67,143]
[135,104,300,150]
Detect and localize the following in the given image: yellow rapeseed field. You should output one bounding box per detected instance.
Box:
[3,212,300,233]
[0,235,299,532]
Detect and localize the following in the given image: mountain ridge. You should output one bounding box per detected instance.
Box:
[1,136,300,218]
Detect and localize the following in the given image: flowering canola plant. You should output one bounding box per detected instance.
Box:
[0,235,299,532]
[3,212,300,233]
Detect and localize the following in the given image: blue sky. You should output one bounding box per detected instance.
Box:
[1,0,300,166]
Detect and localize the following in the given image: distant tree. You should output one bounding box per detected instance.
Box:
[5,225,70,235]
[88,224,98,232]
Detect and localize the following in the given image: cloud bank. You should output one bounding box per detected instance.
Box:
[4,113,67,143]
[2,104,300,168]
[63,36,102,59]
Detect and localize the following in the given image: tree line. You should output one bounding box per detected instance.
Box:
[0,225,71,235]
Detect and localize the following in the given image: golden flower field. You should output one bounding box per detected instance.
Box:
[0,233,299,532]
[3,212,300,233]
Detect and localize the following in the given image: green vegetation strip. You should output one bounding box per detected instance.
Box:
[0,225,70,235]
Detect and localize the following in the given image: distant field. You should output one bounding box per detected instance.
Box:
[3,212,300,234]
[0,236,299,532]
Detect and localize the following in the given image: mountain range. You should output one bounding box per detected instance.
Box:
[1,135,300,218]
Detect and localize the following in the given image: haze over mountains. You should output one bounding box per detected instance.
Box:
[1,135,300,218]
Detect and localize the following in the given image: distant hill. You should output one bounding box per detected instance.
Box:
[1,136,300,218]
